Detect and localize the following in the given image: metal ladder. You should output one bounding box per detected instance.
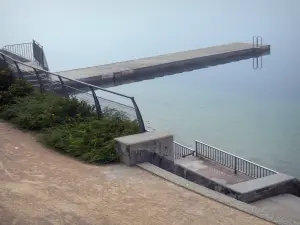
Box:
[252,36,263,69]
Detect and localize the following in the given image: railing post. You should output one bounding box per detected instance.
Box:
[195,141,197,157]
[131,97,146,133]
[57,75,69,98]
[0,53,6,61]
[234,156,237,174]
[13,61,24,79]
[89,86,102,118]
[33,69,45,93]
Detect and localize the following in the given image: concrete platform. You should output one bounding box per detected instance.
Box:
[176,155,253,185]
[252,194,300,222]
[57,42,270,87]
[139,162,297,225]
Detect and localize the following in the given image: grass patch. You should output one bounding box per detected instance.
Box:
[0,66,139,164]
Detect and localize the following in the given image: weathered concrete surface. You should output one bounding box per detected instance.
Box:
[56,42,270,86]
[252,194,300,222]
[0,122,273,225]
[229,173,295,193]
[176,155,252,185]
[115,131,174,165]
[228,173,300,203]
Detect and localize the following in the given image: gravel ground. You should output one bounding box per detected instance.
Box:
[0,122,273,225]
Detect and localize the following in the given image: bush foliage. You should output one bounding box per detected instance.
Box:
[0,66,14,91]
[0,66,139,164]
[0,79,34,106]
[1,92,96,130]
[42,118,139,163]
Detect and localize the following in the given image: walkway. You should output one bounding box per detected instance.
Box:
[176,155,252,185]
[56,42,270,87]
[0,122,272,225]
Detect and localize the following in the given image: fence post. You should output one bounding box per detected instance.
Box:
[130,97,146,133]
[57,75,69,98]
[33,69,45,93]
[195,141,198,157]
[13,61,24,79]
[234,156,237,174]
[89,86,102,118]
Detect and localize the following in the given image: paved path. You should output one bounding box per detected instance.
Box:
[252,194,300,222]
[0,122,272,225]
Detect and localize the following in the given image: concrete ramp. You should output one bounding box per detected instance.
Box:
[252,194,300,222]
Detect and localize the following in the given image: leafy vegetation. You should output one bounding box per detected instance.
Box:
[41,118,139,163]
[0,65,139,164]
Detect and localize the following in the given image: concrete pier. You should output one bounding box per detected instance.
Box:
[57,42,270,87]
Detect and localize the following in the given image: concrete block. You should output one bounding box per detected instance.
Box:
[115,131,174,166]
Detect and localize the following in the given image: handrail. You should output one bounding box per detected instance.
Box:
[0,51,146,132]
[2,42,34,62]
[195,140,278,173]
[1,52,132,98]
[3,42,32,47]
[174,141,195,160]
[195,140,277,178]
[252,36,263,48]
[3,41,49,71]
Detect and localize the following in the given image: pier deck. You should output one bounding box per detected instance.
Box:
[56,42,270,86]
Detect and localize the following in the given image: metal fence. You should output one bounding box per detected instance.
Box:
[195,140,277,178]
[0,51,146,132]
[2,40,49,70]
[174,142,195,160]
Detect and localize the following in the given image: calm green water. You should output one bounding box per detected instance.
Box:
[2,0,300,177]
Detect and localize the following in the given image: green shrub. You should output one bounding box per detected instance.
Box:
[102,107,131,121]
[0,75,141,165]
[0,91,11,106]
[8,79,34,99]
[0,79,33,107]
[0,67,14,91]
[41,118,139,163]
[0,92,96,130]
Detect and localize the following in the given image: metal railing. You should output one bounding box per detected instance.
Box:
[2,40,49,70]
[174,142,195,160]
[0,52,146,132]
[195,140,277,178]
[253,36,263,48]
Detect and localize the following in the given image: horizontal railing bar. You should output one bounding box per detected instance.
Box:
[182,152,194,158]
[174,141,194,152]
[174,141,195,160]
[63,85,134,110]
[0,52,133,99]
[96,97,134,109]
[195,140,277,173]
[63,85,133,109]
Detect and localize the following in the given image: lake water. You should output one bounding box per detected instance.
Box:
[2,0,300,177]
